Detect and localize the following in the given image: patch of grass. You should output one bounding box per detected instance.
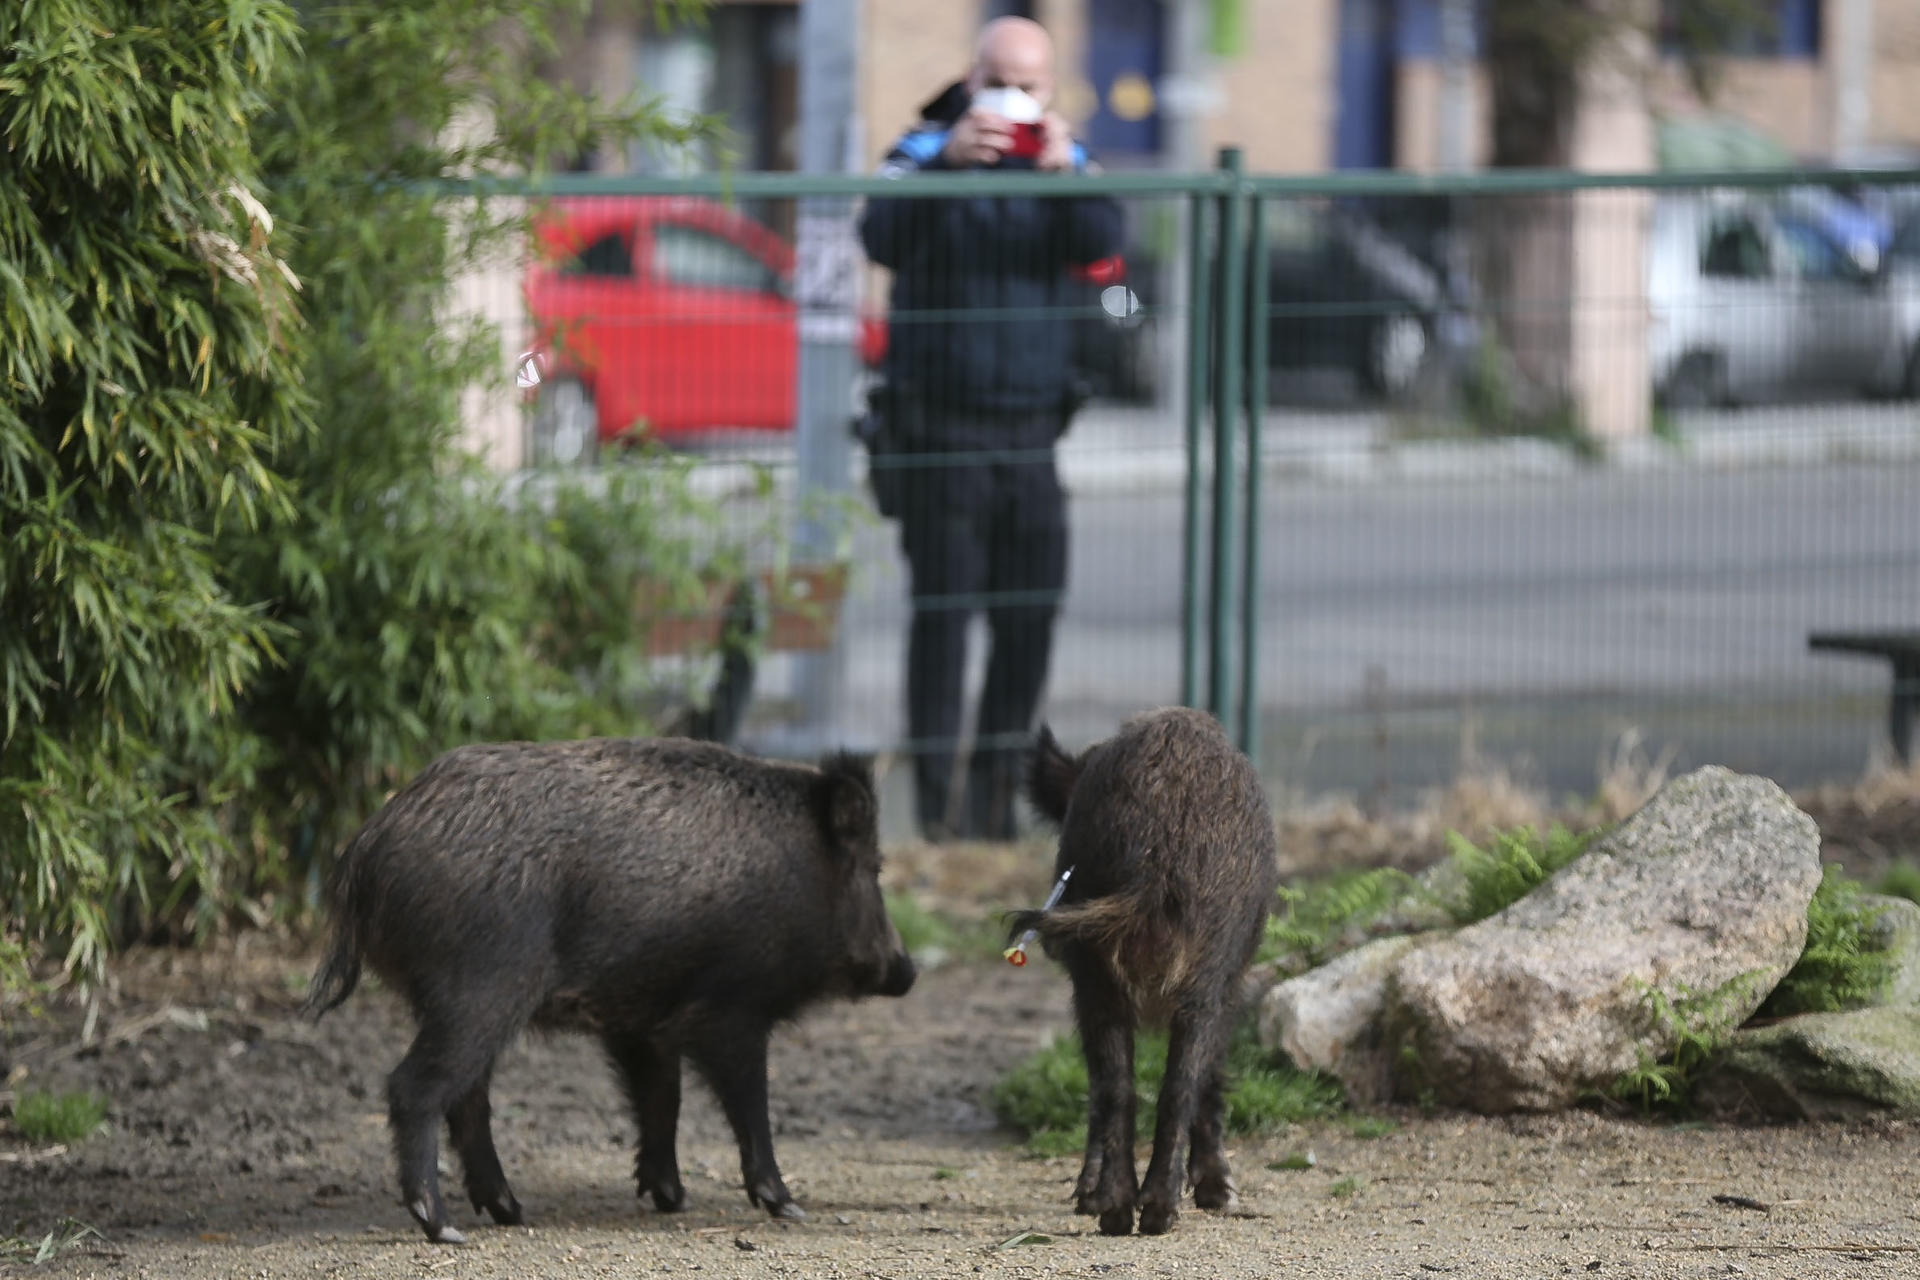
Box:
[1329,1175,1365,1199]
[0,1219,109,1267]
[1267,1151,1316,1171]
[1877,859,1920,906]
[1609,972,1770,1115]
[1341,1114,1399,1140]
[1759,866,1897,1018]
[1258,866,1421,970]
[931,1166,961,1181]
[1443,823,1601,926]
[885,891,1001,966]
[992,1022,1344,1155]
[11,1091,110,1146]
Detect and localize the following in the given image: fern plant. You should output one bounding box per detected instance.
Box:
[1609,972,1769,1114]
[1444,823,1600,925]
[1757,866,1895,1018]
[1259,867,1422,971]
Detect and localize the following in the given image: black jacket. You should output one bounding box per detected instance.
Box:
[859,82,1125,414]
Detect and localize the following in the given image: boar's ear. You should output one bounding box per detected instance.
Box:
[816,751,877,850]
[1025,724,1081,827]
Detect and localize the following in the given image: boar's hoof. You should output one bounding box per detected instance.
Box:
[478,1192,524,1226]
[1191,1176,1237,1212]
[641,1179,687,1213]
[1136,1199,1178,1236]
[409,1201,467,1246]
[768,1199,807,1221]
[1096,1205,1135,1237]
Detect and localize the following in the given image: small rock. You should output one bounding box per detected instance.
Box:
[1258,934,1440,1104]
[1697,1006,1920,1120]
[1864,895,1920,1007]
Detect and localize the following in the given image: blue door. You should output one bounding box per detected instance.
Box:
[1334,0,1397,169]
[1085,0,1164,161]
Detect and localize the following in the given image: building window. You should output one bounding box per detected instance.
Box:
[1658,0,1823,60]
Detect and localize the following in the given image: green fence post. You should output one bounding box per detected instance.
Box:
[1238,191,1268,764]
[1209,146,1247,730]
[1180,190,1214,709]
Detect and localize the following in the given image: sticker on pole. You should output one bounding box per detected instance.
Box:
[795,210,861,344]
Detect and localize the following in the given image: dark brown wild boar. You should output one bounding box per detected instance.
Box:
[304,737,915,1244]
[1010,707,1278,1236]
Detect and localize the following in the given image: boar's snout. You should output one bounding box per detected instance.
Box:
[878,948,917,997]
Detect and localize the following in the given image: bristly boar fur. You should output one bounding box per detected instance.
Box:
[305,736,915,1245]
[1009,708,1278,1237]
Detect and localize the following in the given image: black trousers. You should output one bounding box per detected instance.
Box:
[897,408,1069,840]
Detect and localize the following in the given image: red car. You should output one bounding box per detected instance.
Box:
[521,196,886,462]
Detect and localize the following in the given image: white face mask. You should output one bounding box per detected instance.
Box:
[970,85,1044,123]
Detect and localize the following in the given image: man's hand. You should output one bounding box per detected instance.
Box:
[1036,112,1077,172]
[941,110,1014,168]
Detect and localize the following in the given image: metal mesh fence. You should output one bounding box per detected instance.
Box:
[459,167,1920,836]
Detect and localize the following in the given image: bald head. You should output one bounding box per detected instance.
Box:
[970,16,1055,109]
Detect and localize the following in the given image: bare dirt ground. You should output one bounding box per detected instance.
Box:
[4,789,1920,1280]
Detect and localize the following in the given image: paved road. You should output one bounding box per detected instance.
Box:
[752,453,1920,814]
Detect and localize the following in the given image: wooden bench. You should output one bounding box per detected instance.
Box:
[642,564,849,746]
[1808,631,1920,764]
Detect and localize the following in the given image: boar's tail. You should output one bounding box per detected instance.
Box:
[1005,890,1147,950]
[1025,724,1083,827]
[302,854,366,1022]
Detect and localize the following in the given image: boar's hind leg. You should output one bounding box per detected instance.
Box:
[1070,959,1138,1235]
[606,1032,687,1212]
[389,1013,514,1244]
[1187,1055,1237,1211]
[447,1068,523,1226]
[692,1021,801,1219]
[1137,1004,1233,1236]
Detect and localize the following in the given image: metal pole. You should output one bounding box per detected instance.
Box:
[1437,0,1475,172]
[792,0,862,750]
[1179,188,1213,709]
[1237,192,1267,764]
[1208,146,1245,729]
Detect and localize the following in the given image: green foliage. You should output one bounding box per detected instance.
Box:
[1878,860,1920,906]
[224,0,730,883]
[1341,1114,1399,1140]
[992,1023,1344,1155]
[1443,823,1599,926]
[1,1,309,988]
[1758,866,1896,1018]
[1329,1175,1364,1199]
[0,1218,109,1268]
[11,1090,111,1146]
[885,892,1002,966]
[1609,971,1769,1114]
[1259,867,1420,971]
[1267,1151,1316,1171]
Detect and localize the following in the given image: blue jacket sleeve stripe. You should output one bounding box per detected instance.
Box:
[895,130,949,168]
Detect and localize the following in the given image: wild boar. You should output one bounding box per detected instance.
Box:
[1010,708,1278,1236]
[304,737,916,1244]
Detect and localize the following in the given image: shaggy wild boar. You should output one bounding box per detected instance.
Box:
[1011,708,1278,1236]
[304,737,916,1244]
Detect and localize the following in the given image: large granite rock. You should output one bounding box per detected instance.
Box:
[1385,766,1822,1112]
[1258,934,1440,1105]
[1698,1006,1920,1120]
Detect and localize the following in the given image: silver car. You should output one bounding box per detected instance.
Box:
[1648,192,1920,405]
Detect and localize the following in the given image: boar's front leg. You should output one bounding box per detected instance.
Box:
[693,1019,801,1219]
[606,1031,687,1212]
